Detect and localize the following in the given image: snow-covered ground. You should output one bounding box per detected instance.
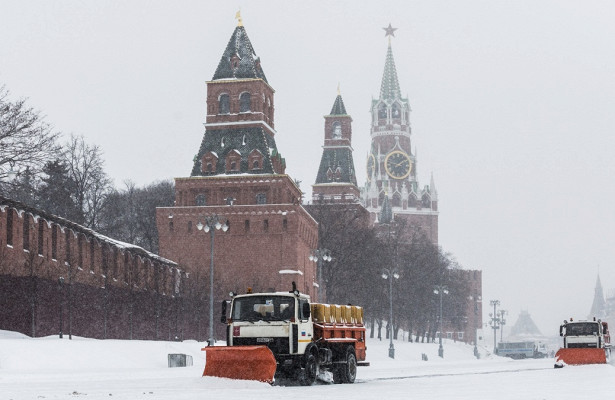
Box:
[1,330,613,400]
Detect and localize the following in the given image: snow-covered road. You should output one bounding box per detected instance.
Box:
[1,331,613,400]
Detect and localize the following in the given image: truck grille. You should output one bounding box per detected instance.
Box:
[568,343,598,348]
[233,337,290,354]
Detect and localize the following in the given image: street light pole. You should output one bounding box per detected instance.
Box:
[58,277,64,339]
[382,268,400,359]
[489,300,500,354]
[471,294,482,358]
[197,215,228,347]
[434,285,449,358]
[309,249,331,303]
[498,309,507,342]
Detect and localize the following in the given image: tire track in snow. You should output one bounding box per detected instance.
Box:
[356,366,554,383]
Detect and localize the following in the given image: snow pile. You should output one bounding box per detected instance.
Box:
[1,330,614,400]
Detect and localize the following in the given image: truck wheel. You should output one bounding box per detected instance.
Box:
[335,346,357,384]
[298,353,317,386]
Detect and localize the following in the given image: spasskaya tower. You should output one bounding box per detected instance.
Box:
[363,25,438,243]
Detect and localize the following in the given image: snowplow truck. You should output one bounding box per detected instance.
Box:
[554,318,611,367]
[202,285,368,385]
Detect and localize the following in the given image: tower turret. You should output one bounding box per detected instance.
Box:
[362,25,438,243]
[312,90,360,204]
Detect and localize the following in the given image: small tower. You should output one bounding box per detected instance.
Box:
[312,90,360,204]
[157,16,320,335]
[362,24,438,244]
[588,274,606,319]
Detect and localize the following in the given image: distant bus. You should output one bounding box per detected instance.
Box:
[497,341,548,359]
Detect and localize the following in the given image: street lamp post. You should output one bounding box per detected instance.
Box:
[434,285,449,358]
[6,159,17,181]
[470,294,482,358]
[489,300,501,354]
[58,277,64,339]
[498,309,507,342]
[309,249,331,303]
[197,215,228,347]
[382,268,400,359]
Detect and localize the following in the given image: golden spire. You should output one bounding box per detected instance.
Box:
[235,10,243,26]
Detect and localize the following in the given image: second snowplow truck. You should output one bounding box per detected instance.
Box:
[555,317,611,367]
[202,284,368,385]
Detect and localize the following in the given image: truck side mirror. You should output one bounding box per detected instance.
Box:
[221,300,227,323]
[302,302,311,320]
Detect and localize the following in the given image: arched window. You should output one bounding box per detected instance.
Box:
[332,121,342,139]
[252,160,260,169]
[240,92,251,112]
[219,94,230,114]
[392,193,402,208]
[378,103,387,119]
[392,103,401,119]
[195,194,206,206]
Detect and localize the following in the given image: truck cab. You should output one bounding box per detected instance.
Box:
[224,291,314,362]
[560,319,609,349]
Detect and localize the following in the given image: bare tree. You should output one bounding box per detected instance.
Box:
[63,134,112,229]
[0,86,60,182]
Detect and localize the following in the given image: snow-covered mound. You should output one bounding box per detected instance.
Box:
[1,330,614,400]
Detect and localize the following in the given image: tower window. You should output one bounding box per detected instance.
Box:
[378,103,387,119]
[219,94,230,114]
[245,219,250,232]
[332,122,342,139]
[252,160,260,169]
[240,92,251,112]
[256,193,267,204]
[195,194,206,206]
[392,103,401,118]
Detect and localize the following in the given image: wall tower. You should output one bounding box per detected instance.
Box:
[363,25,438,243]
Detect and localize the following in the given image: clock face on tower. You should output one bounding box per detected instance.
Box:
[366,154,376,181]
[384,150,412,179]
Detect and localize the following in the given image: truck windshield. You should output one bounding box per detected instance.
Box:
[232,295,295,322]
[566,322,599,336]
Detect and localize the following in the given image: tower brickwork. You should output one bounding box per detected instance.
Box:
[157,20,319,337]
[363,30,438,244]
[312,92,360,204]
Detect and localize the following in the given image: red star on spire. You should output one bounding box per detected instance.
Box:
[383,23,397,37]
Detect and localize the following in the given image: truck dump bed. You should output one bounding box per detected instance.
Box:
[310,303,367,363]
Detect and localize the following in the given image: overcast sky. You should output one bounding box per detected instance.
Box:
[2,1,615,336]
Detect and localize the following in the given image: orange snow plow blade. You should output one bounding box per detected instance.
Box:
[202,346,277,383]
[555,348,607,365]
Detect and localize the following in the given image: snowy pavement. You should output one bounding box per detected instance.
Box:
[1,330,614,400]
